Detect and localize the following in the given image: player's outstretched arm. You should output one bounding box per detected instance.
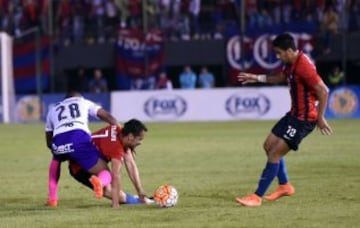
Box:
[124,150,147,202]
[237,72,286,84]
[97,108,118,126]
[237,72,259,84]
[110,158,122,208]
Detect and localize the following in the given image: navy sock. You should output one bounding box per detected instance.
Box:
[277,158,289,185]
[125,193,142,204]
[255,162,280,197]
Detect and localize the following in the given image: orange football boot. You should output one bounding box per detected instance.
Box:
[264,183,295,201]
[235,193,262,207]
[45,199,58,207]
[89,175,103,198]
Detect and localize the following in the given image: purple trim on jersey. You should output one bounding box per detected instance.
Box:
[52,130,102,170]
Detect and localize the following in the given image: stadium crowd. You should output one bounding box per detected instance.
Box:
[0,0,359,45]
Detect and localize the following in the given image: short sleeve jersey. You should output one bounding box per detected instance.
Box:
[45,96,101,136]
[91,125,124,161]
[68,125,124,175]
[284,52,322,122]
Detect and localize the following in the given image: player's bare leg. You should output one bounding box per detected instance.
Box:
[236,134,290,207]
[263,134,295,201]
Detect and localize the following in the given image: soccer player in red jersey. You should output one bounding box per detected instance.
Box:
[69,119,152,204]
[235,33,333,207]
[46,119,150,207]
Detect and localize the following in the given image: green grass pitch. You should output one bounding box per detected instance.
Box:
[0,120,359,228]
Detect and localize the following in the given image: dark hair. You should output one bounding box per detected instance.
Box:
[65,90,82,98]
[122,119,148,137]
[272,33,297,51]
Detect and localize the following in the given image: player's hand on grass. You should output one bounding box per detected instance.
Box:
[112,202,120,208]
[138,192,147,203]
[317,116,333,135]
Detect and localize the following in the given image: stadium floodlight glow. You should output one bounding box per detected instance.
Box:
[0,32,16,123]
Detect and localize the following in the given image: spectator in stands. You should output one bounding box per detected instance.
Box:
[56,0,72,46]
[144,0,158,29]
[128,0,141,29]
[271,0,282,25]
[72,0,87,43]
[90,0,106,43]
[114,0,129,28]
[282,0,292,24]
[245,0,258,30]
[131,76,156,90]
[12,1,23,36]
[216,0,238,22]
[189,0,201,39]
[156,71,173,90]
[328,66,344,88]
[68,66,89,92]
[335,0,349,32]
[176,0,191,40]
[159,0,172,38]
[257,8,273,30]
[320,6,339,55]
[23,0,40,29]
[6,0,360,46]
[40,0,49,35]
[213,23,224,39]
[348,0,360,32]
[291,0,302,22]
[104,0,118,42]
[179,65,197,89]
[198,67,215,88]
[0,1,12,34]
[89,68,108,93]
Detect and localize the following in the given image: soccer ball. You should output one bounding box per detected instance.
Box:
[153,185,178,208]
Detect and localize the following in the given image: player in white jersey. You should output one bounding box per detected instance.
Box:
[45,91,121,208]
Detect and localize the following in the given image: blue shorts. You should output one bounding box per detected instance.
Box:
[52,130,102,170]
[271,113,316,151]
